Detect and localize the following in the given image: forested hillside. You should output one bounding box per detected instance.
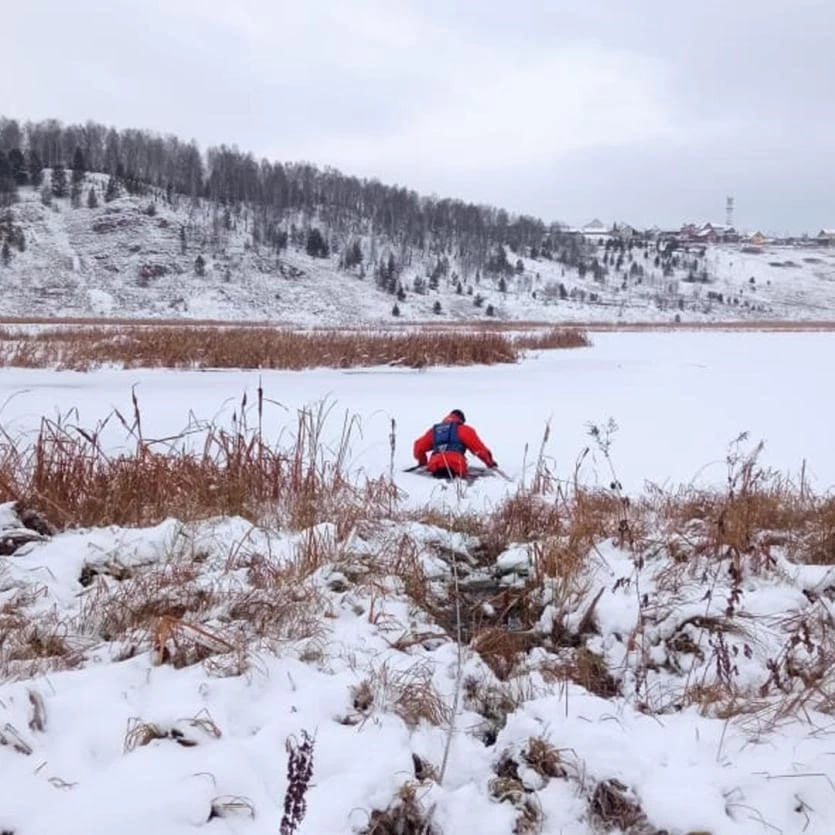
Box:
[1,115,834,324]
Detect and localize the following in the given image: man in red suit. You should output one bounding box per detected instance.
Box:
[413,409,497,479]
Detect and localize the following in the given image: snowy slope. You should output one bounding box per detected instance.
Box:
[2,472,835,833]
[2,180,835,324]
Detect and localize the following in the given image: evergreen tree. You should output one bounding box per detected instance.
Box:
[396,285,406,302]
[194,254,206,276]
[485,304,495,317]
[8,149,27,186]
[51,163,68,198]
[0,152,16,206]
[27,150,43,187]
[305,228,328,258]
[498,276,507,293]
[391,303,400,317]
[1,240,10,266]
[345,239,363,269]
[104,175,119,202]
[432,300,442,315]
[179,225,187,255]
[72,147,86,184]
[87,187,98,209]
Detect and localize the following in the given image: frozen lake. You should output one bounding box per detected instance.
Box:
[0,330,832,504]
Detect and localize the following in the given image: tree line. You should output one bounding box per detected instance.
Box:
[0,116,576,271]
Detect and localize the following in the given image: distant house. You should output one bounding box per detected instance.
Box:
[612,222,639,241]
[748,231,768,246]
[580,218,613,243]
[678,222,739,244]
[817,229,835,245]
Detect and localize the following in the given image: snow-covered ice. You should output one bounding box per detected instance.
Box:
[0,330,832,498]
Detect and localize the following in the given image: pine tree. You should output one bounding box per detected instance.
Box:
[27,150,43,187]
[0,152,16,206]
[72,147,86,185]
[8,149,27,186]
[179,225,187,254]
[1,240,11,267]
[391,303,400,317]
[345,239,363,269]
[51,163,68,198]
[194,254,206,276]
[305,228,328,258]
[104,175,119,202]
[432,300,442,315]
[87,187,98,209]
[485,304,495,317]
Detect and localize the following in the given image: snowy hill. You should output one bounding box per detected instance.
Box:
[2,178,835,325]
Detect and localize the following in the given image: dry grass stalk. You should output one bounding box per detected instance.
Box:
[343,663,449,729]
[208,795,256,820]
[124,719,168,752]
[514,326,590,352]
[488,759,544,835]
[27,689,46,732]
[588,778,658,834]
[152,615,234,668]
[472,627,531,681]
[0,323,588,371]
[361,782,439,835]
[545,648,621,699]
[0,722,32,755]
[124,710,222,753]
[0,397,396,533]
[523,736,566,780]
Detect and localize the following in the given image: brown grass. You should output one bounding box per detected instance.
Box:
[588,778,655,834]
[0,395,396,533]
[344,662,450,728]
[0,323,589,371]
[361,782,440,835]
[523,736,566,780]
[513,326,590,351]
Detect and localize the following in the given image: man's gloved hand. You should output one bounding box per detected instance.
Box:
[488,461,498,469]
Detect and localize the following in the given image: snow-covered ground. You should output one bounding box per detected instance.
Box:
[3,181,835,325]
[2,331,835,834]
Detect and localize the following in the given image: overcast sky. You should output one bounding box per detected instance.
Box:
[3,0,833,233]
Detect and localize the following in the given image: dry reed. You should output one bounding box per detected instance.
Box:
[0,324,589,371]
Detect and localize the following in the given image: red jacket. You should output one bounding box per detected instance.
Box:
[413,413,495,477]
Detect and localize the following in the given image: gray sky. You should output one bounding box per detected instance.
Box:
[4,0,833,233]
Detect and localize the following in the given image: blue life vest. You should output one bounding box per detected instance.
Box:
[432,421,465,455]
